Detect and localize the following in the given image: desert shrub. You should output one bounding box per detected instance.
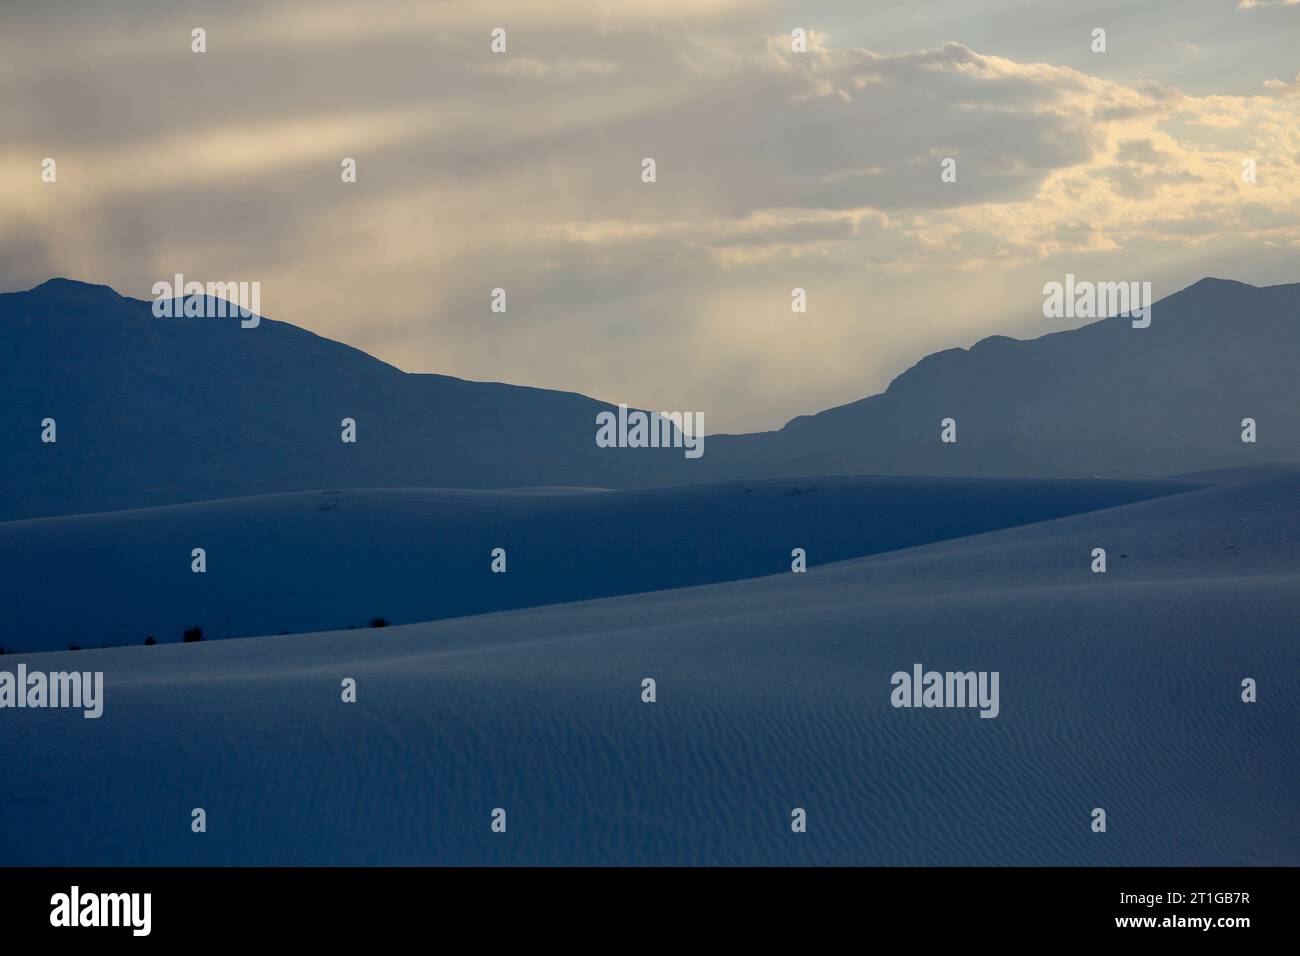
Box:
[144,636,157,646]
[368,617,390,628]
[182,625,204,643]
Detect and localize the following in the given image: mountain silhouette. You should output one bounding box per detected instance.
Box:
[2,276,1296,519]
[0,278,691,519]
[745,276,1300,479]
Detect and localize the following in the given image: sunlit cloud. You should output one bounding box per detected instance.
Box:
[4,2,1300,431]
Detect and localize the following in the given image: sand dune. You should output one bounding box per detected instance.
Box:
[0,474,1199,653]
[2,473,1294,865]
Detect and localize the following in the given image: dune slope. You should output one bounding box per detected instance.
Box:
[1,474,1295,865]
[0,474,1200,652]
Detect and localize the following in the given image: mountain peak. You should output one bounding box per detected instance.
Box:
[1186,276,1256,292]
[25,277,123,300]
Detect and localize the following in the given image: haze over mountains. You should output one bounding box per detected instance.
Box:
[1,275,1296,520]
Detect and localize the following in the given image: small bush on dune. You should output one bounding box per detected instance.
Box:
[144,636,157,646]
[368,617,390,628]
[182,626,204,643]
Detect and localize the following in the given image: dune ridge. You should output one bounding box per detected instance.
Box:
[1,473,1295,865]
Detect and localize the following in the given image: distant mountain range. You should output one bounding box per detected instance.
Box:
[2,276,1296,520]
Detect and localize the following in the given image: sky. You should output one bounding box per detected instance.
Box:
[2,0,1299,433]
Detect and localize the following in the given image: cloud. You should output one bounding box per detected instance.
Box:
[1263,72,1300,95]
[472,58,619,78]
[4,5,1300,431]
